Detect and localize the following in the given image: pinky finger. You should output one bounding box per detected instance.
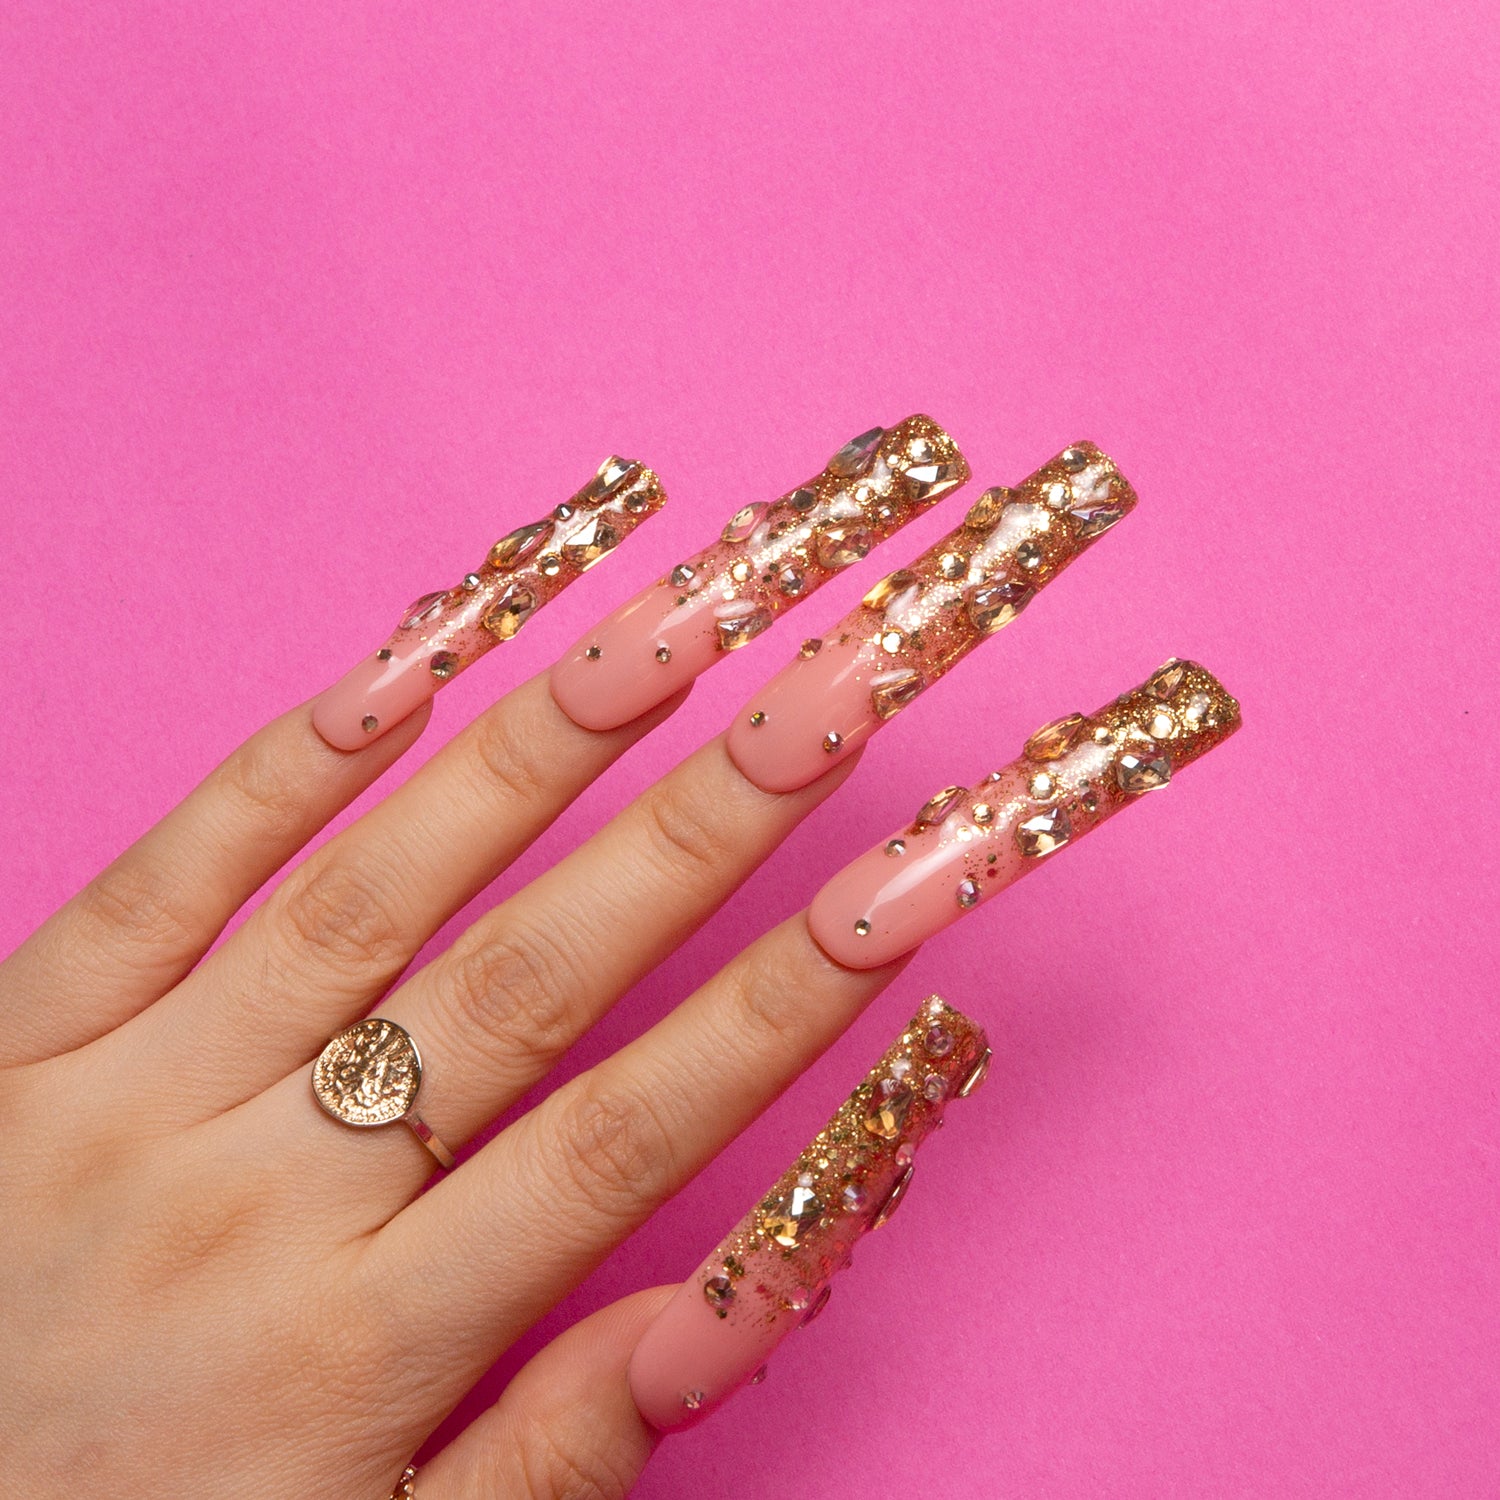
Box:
[413,1288,671,1500]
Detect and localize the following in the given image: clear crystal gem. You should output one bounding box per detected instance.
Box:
[787,486,818,512]
[703,1274,736,1317]
[1026,712,1085,761]
[561,517,619,570]
[776,566,804,596]
[592,454,636,494]
[863,1083,913,1139]
[823,731,843,753]
[481,583,538,639]
[862,568,918,612]
[925,1025,954,1057]
[914,785,968,827]
[937,551,967,579]
[1069,504,1125,539]
[814,525,875,570]
[956,879,980,909]
[904,461,963,503]
[966,580,1034,633]
[714,606,773,651]
[763,1181,824,1246]
[722,501,769,544]
[669,562,697,587]
[828,427,884,477]
[1116,752,1172,794]
[487,521,551,569]
[885,838,905,856]
[428,651,458,680]
[361,714,379,733]
[655,645,672,663]
[1016,805,1072,856]
[537,552,562,576]
[870,668,923,721]
[400,591,447,630]
[923,1073,947,1101]
[842,1183,867,1212]
[1149,659,1188,699]
[871,1163,915,1230]
[1060,446,1089,472]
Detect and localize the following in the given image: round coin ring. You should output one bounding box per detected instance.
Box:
[312,1017,456,1169]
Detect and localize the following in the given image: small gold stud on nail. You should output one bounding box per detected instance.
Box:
[854,919,871,936]
[585,645,602,660]
[749,710,766,727]
[655,645,672,663]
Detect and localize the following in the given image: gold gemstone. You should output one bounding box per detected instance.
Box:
[787,486,818,512]
[958,1047,992,1098]
[1015,805,1072,856]
[966,580,1034,633]
[1017,540,1044,570]
[481,584,537,639]
[1149,711,1176,738]
[714,607,774,651]
[964,486,1010,531]
[956,879,980,909]
[1026,712,1085,761]
[562,517,620,570]
[536,552,562,577]
[907,436,935,463]
[1029,772,1054,798]
[937,551,967,580]
[428,651,458,680]
[863,568,918,612]
[778,566,805,596]
[722,501,769,544]
[749,710,766,727]
[827,427,884,477]
[915,785,968,827]
[1041,479,1070,509]
[799,637,822,658]
[863,1082,913,1139]
[972,802,994,824]
[870,668,923,720]
[814,525,875,570]
[1059,446,1089,472]
[854,918,871,936]
[655,645,672,663]
[1116,752,1172,794]
[488,521,550,569]
[904,461,963,503]
[762,1181,824,1246]
[730,559,751,583]
[1149,659,1188,699]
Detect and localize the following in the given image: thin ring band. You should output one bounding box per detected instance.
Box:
[391,1463,418,1498]
[311,1018,456,1171]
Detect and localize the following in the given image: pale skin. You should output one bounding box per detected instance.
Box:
[0,668,912,1497]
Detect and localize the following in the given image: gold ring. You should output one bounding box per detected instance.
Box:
[391,1463,418,1498]
[312,1019,456,1170]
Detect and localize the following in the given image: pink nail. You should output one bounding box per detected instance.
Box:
[311,458,667,749]
[728,443,1138,793]
[549,417,970,732]
[628,997,989,1432]
[809,660,1242,968]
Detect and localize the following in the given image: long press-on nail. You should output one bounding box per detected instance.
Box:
[629,997,989,1432]
[728,443,1138,792]
[809,660,1242,968]
[549,417,971,732]
[312,459,667,749]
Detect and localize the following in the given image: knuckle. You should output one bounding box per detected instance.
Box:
[468,702,555,808]
[551,1076,679,1226]
[275,857,411,975]
[727,940,817,1056]
[517,1422,633,1500]
[439,925,583,1073]
[634,781,738,886]
[212,729,307,844]
[78,855,202,957]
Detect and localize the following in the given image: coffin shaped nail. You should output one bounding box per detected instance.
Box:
[550,417,971,732]
[312,459,666,749]
[728,443,1138,792]
[629,996,989,1432]
[809,660,1241,968]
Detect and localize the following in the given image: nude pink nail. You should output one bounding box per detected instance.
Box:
[628,997,989,1432]
[311,458,667,750]
[728,443,1138,792]
[809,660,1242,968]
[549,417,971,732]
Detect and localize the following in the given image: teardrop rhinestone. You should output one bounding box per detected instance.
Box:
[488,521,551,569]
[800,1284,833,1325]
[1025,712,1086,761]
[966,580,1035,634]
[799,637,822,658]
[1115,752,1173,795]
[814,525,875,570]
[1015,805,1073,857]
[827,427,884,477]
[964,486,1011,531]
[591,454,636,495]
[561,517,620,570]
[904,461,964,503]
[1148,659,1188,699]
[914,785,968,828]
[870,1163,915,1230]
[862,568,918,612]
[400,591,448,630]
[721,501,769,544]
[762,1181,824,1247]
[870,668,924,721]
[863,1083,913,1139]
[480,583,538,640]
[1069,504,1125,539]
[958,1047,992,1098]
[714,606,774,651]
[669,562,696,587]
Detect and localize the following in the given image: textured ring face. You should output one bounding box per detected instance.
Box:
[312,1018,422,1128]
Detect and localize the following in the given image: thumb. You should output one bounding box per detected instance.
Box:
[413,1287,674,1500]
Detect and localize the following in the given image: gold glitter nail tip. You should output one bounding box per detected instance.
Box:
[628,996,988,1431]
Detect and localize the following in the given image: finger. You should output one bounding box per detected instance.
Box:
[0,700,428,1069]
[310,456,666,750]
[726,442,1137,792]
[124,674,684,1115]
[361,914,907,1374]
[411,1288,670,1500]
[550,416,971,731]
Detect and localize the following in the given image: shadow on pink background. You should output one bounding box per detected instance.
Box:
[2,2,1495,1494]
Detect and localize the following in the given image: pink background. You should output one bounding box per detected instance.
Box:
[2,3,1496,1495]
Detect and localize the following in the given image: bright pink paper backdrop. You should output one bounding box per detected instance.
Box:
[2,3,1496,1495]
